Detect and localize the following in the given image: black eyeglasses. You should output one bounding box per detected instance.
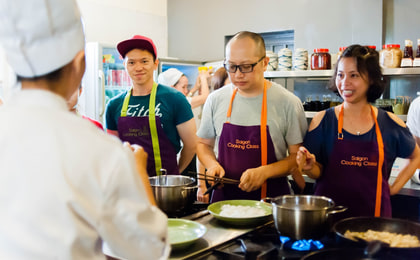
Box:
[223,56,265,73]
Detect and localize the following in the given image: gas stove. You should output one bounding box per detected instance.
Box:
[168,207,340,260]
[190,224,337,260]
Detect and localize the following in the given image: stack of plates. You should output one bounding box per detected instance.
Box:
[266,51,278,71]
[293,48,308,70]
[278,48,293,71]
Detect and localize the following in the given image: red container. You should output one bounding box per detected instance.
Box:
[311,48,331,70]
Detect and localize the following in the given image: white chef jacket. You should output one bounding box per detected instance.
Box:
[0,89,169,259]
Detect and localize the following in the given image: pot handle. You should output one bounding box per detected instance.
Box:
[261,197,273,203]
[326,205,347,216]
[182,185,199,190]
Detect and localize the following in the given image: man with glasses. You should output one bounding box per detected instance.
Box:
[105,35,196,177]
[197,31,307,202]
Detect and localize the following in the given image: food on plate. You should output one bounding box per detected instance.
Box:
[344,229,420,248]
[219,204,266,218]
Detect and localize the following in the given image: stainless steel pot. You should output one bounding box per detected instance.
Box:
[262,195,347,240]
[149,175,197,214]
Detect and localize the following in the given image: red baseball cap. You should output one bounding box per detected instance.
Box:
[117,35,157,59]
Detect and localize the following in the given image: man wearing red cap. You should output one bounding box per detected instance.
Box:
[105,35,196,176]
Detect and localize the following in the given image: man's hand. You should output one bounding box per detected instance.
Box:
[239,166,267,192]
[123,142,156,206]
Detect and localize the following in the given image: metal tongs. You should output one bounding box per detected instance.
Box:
[193,172,240,195]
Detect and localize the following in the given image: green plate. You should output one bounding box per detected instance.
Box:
[208,200,273,226]
[168,218,207,251]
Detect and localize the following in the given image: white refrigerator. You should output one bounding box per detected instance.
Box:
[80,42,222,124]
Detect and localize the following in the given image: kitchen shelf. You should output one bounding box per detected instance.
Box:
[264,67,420,78]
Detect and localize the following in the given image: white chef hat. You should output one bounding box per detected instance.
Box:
[0,0,85,78]
[157,68,184,87]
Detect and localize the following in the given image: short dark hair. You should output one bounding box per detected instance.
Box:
[329,44,385,103]
[227,31,266,58]
[16,66,64,82]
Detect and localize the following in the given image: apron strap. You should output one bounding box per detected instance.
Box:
[260,81,268,199]
[337,105,384,217]
[148,83,163,175]
[120,83,163,176]
[226,81,269,199]
[372,106,384,217]
[120,88,132,117]
[226,87,238,123]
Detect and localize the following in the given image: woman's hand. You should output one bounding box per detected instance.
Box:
[197,184,210,203]
[297,146,315,171]
[205,163,225,186]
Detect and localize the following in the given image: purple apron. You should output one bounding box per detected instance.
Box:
[315,105,390,218]
[118,83,179,176]
[211,82,290,202]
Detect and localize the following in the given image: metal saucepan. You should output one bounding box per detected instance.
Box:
[333,216,420,258]
[262,195,347,240]
[149,175,197,214]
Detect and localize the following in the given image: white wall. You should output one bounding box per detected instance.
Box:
[76,0,168,57]
[167,0,382,61]
[384,0,420,48]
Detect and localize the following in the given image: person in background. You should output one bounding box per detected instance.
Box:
[68,85,103,129]
[406,95,420,185]
[296,45,420,219]
[105,35,196,176]
[210,66,230,91]
[197,31,307,202]
[158,67,211,109]
[196,66,230,202]
[0,0,169,259]
[407,95,420,146]
[157,67,210,174]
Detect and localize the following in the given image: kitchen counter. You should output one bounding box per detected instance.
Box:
[169,212,273,259]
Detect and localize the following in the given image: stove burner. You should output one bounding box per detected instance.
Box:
[279,236,324,251]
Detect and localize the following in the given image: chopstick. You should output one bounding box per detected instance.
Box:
[188,171,240,184]
[196,173,240,184]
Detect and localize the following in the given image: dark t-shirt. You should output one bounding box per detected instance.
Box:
[304,107,416,179]
[105,84,193,153]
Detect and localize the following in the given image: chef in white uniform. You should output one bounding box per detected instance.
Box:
[0,0,169,259]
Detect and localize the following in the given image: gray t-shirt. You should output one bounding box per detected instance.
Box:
[197,82,308,159]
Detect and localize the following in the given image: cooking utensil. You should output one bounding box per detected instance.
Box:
[333,216,420,258]
[207,199,272,226]
[192,172,240,185]
[203,180,221,196]
[149,175,197,214]
[168,218,207,251]
[262,195,347,240]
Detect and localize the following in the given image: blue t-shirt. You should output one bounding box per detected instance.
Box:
[105,84,193,153]
[304,107,416,179]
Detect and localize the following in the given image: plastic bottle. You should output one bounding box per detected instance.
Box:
[413,39,420,67]
[401,40,414,67]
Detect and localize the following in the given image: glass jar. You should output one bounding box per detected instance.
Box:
[311,48,331,70]
[337,47,347,58]
[379,44,402,68]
